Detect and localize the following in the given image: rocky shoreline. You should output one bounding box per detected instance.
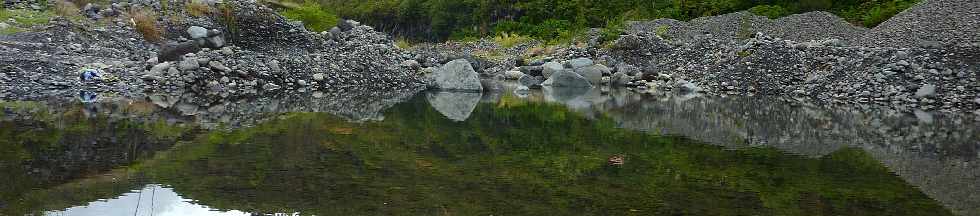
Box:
[1,0,978,115]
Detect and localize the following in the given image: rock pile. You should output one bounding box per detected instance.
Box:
[607,31,979,113]
[857,0,980,48]
[627,11,867,44]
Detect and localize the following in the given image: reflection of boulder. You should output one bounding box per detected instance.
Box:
[148,94,180,108]
[427,91,482,122]
[543,86,590,102]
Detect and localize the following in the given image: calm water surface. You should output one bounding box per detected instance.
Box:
[1,82,978,215]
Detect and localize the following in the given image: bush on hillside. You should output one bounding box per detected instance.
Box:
[749,5,788,19]
[281,1,338,32]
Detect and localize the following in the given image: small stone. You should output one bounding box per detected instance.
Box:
[187,26,208,39]
[313,73,325,81]
[504,71,524,80]
[263,83,281,91]
[219,76,230,83]
[914,84,936,98]
[208,61,230,72]
[149,62,172,75]
[178,58,200,71]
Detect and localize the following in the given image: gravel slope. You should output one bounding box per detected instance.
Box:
[858,0,980,48]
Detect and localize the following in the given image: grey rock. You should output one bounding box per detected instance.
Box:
[205,35,225,48]
[543,70,593,88]
[208,61,230,72]
[542,62,563,78]
[312,73,325,81]
[677,81,702,93]
[426,59,483,91]
[504,71,525,80]
[915,84,936,98]
[565,58,594,69]
[149,62,172,75]
[610,72,630,86]
[518,75,543,88]
[575,65,606,85]
[329,27,341,39]
[148,94,178,108]
[401,60,420,68]
[262,83,281,91]
[179,58,200,71]
[187,26,209,39]
[158,41,201,62]
[0,22,10,29]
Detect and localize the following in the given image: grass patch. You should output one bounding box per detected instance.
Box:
[53,1,82,18]
[0,9,55,34]
[655,25,671,40]
[128,9,163,43]
[280,1,338,32]
[395,38,412,49]
[185,0,212,17]
[492,32,532,48]
[218,2,238,40]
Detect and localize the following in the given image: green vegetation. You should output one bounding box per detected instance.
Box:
[138,97,950,215]
[0,9,55,34]
[276,0,922,43]
[0,96,956,215]
[492,32,532,48]
[748,5,789,19]
[280,0,339,32]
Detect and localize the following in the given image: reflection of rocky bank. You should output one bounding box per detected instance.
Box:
[493,83,979,215]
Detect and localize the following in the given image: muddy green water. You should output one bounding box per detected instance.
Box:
[1,85,978,215]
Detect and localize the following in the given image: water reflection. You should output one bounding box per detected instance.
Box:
[1,81,978,215]
[45,185,250,216]
[426,91,481,121]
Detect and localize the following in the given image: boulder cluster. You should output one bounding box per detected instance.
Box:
[0,0,426,104]
[517,0,980,114]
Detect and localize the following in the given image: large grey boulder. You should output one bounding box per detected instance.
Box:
[542,62,563,78]
[426,91,481,122]
[575,65,607,85]
[542,70,593,88]
[565,58,594,69]
[427,59,483,91]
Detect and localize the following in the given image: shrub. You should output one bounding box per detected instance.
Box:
[395,38,412,49]
[655,25,671,40]
[218,3,238,40]
[185,0,211,17]
[281,1,338,32]
[129,9,163,43]
[493,32,532,48]
[748,5,788,19]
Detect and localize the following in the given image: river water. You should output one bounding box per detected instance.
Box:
[1,81,977,216]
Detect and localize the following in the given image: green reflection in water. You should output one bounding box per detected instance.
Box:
[0,101,192,215]
[138,97,952,216]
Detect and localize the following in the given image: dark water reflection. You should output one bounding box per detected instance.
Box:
[1,82,978,215]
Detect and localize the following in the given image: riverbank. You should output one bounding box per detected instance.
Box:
[1,0,978,115]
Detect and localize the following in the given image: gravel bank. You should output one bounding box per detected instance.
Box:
[858,0,980,48]
[0,0,425,101]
